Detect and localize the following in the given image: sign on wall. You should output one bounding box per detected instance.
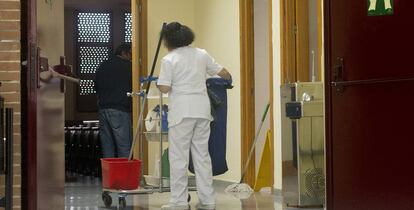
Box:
[368,0,394,16]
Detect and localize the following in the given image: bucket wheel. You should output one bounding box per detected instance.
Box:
[119,196,127,209]
[102,191,112,208]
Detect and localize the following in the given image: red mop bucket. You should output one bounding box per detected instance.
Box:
[101,158,142,190]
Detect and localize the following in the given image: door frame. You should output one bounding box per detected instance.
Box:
[324,1,333,209]
[22,0,39,209]
[131,0,148,173]
[239,0,256,187]
[280,0,324,173]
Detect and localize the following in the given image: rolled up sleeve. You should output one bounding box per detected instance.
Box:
[157,58,172,86]
[205,51,223,76]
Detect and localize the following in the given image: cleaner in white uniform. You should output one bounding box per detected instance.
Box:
[157,22,232,210]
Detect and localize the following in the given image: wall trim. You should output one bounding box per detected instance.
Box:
[131,0,148,173]
[239,0,256,186]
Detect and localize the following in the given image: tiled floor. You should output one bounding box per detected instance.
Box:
[65,176,325,210]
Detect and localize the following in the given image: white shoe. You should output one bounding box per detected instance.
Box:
[161,203,190,210]
[196,203,216,210]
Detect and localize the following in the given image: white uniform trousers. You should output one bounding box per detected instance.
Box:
[168,118,215,205]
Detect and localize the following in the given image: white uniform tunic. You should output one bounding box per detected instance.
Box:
[157,47,223,206]
[157,46,223,126]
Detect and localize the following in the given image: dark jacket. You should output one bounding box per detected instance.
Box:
[95,56,132,112]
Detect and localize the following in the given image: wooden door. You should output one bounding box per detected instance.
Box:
[325,0,414,209]
[295,0,310,82]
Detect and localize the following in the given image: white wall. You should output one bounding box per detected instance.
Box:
[147,0,195,69]
[194,0,241,182]
[272,0,283,190]
[146,0,241,182]
[309,0,319,81]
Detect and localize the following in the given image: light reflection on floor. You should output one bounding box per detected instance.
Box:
[64,176,324,210]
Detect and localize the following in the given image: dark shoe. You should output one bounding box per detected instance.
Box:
[384,8,393,15]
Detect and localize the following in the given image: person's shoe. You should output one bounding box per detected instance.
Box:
[368,9,376,16]
[195,203,216,210]
[384,8,393,15]
[161,203,190,210]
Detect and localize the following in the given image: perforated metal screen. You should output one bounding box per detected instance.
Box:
[79,80,96,96]
[79,46,109,74]
[125,13,132,43]
[77,13,111,43]
[75,11,131,112]
[76,12,112,111]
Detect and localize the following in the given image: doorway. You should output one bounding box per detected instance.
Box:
[24,0,270,208]
[62,0,133,205]
[32,0,133,209]
[280,0,325,207]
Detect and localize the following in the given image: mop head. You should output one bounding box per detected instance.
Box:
[224,183,254,199]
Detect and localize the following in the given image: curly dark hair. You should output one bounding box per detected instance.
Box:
[162,22,195,49]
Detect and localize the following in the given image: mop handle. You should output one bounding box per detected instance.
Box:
[145,22,167,95]
[128,22,167,160]
[128,94,148,160]
[261,103,270,122]
[240,103,270,183]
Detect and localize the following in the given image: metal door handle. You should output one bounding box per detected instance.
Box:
[332,57,345,92]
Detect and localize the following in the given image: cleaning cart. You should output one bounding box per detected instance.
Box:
[101,77,196,209]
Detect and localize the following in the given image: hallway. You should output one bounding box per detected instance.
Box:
[65,178,324,210]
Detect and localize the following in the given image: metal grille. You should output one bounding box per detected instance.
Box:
[79,80,96,95]
[125,13,132,43]
[75,12,112,111]
[79,46,109,74]
[305,168,325,199]
[77,13,111,43]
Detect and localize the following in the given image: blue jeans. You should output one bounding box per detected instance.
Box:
[99,109,132,158]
